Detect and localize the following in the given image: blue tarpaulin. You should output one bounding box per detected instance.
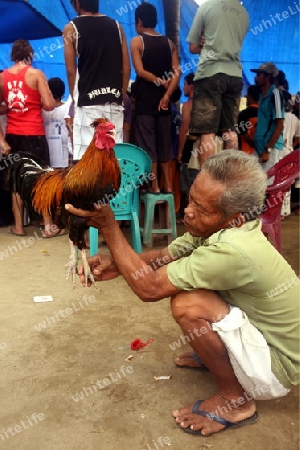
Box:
[0,0,299,96]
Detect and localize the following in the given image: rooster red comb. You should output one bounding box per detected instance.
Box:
[92,118,116,150]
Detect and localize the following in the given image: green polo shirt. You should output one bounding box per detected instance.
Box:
[167,220,299,389]
[187,0,249,80]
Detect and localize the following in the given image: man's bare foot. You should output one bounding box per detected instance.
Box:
[172,393,257,436]
[8,227,26,237]
[42,229,67,238]
[174,352,206,369]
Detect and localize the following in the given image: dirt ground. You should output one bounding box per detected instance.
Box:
[0,217,299,450]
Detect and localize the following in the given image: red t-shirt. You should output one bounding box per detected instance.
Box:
[3,65,45,135]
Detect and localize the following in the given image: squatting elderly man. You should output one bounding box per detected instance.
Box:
[66,150,299,437]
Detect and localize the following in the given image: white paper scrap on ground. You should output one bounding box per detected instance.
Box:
[33,295,53,303]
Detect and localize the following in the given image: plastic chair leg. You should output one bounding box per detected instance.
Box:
[142,202,156,246]
[130,212,142,253]
[89,227,98,257]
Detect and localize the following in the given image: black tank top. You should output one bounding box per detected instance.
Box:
[71,15,123,107]
[135,33,172,115]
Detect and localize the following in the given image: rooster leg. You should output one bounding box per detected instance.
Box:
[66,239,78,288]
[81,249,98,289]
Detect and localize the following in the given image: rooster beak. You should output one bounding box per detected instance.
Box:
[107,129,116,140]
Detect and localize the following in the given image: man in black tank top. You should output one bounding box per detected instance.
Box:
[131,3,180,193]
[63,0,130,159]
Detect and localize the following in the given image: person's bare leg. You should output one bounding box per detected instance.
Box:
[160,161,172,192]
[222,130,238,149]
[171,289,256,436]
[43,216,65,237]
[11,193,25,235]
[198,133,216,166]
[150,162,160,192]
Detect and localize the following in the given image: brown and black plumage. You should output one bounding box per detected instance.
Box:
[7,118,121,285]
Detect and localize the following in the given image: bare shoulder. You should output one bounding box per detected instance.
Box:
[131,35,142,47]
[27,67,45,78]
[63,22,76,40]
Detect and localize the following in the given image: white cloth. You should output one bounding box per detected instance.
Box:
[262,148,283,186]
[73,104,124,160]
[212,306,290,400]
[43,99,72,168]
[283,112,300,154]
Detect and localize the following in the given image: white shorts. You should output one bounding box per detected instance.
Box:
[73,104,124,160]
[212,306,290,400]
[262,148,283,186]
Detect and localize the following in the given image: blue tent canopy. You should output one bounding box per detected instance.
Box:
[0,0,299,97]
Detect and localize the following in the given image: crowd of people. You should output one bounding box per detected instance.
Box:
[0,0,299,439]
[0,1,299,228]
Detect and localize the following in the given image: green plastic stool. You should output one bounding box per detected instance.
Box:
[140,192,177,247]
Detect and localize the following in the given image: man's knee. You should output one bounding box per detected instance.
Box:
[171,289,229,323]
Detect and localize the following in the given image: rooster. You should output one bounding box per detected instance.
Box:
[7,118,121,286]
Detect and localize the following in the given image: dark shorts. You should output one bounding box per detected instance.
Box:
[5,134,50,165]
[189,73,243,135]
[134,114,172,163]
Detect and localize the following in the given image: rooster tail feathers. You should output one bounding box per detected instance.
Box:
[5,153,51,219]
[33,169,69,220]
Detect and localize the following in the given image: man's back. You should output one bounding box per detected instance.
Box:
[188,0,249,79]
[134,33,172,115]
[71,15,123,107]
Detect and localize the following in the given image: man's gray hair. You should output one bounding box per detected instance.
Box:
[201,150,267,220]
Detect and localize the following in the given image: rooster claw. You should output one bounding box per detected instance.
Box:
[84,272,99,290]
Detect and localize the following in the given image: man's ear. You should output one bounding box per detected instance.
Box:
[135,18,143,31]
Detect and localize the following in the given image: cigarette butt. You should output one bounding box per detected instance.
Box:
[154,375,172,380]
[125,355,134,363]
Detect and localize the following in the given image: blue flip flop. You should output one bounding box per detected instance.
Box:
[182,400,258,436]
[174,352,207,370]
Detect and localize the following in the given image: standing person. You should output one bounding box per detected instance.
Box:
[66,150,299,437]
[251,62,285,172]
[42,77,72,168]
[63,0,130,160]
[187,0,249,165]
[237,85,260,155]
[130,2,180,193]
[0,39,58,237]
[176,73,197,222]
[281,92,300,218]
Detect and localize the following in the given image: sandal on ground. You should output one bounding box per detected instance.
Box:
[179,400,259,436]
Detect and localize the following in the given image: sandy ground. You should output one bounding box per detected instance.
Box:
[0,218,299,450]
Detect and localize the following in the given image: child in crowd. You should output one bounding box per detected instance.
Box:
[43,77,72,168]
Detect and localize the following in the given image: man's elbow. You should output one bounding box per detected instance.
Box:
[43,101,55,111]
[135,285,162,303]
[135,68,145,78]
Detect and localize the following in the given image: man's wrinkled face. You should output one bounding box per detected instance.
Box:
[183,170,233,238]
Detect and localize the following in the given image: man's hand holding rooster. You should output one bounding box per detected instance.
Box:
[65,203,120,286]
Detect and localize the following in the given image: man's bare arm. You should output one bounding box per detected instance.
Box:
[36,71,55,111]
[0,74,11,154]
[65,204,181,301]
[120,25,131,98]
[177,101,192,161]
[100,221,180,301]
[63,23,77,99]
[266,118,284,149]
[130,37,163,84]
